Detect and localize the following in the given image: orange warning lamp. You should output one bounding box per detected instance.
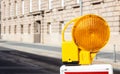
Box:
[62,14,110,65]
[72,14,110,52]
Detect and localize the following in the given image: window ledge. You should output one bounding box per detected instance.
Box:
[91,0,104,5]
[46,9,52,13]
[13,16,17,19]
[57,7,65,11]
[72,4,80,8]
[8,17,12,20]
[29,10,44,16]
[3,18,6,21]
[27,13,31,16]
[19,15,24,18]
[30,11,41,16]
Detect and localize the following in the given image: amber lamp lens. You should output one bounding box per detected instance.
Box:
[72,14,110,52]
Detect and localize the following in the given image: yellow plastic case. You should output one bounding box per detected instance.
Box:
[62,14,110,65]
[62,18,79,64]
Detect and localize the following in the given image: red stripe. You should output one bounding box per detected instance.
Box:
[65,72,108,74]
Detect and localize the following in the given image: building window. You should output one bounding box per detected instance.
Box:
[22,0,24,15]
[77,0,80,4]
[21,25,23,34]
[49,0,53,9]
[9,4,11,17]
[4,3,6,18]
[15,1,18,16]
[3,26,6,34]
[61,0,64,7]
[47,22,52,34]
[14,25,17,34]
[8,0,11,17]
[38,0,41,11]
[28,24,31,34]
[30,0,32,12]
[59,21,64,33]
[9,26,11,34]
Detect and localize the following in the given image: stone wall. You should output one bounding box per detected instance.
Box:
[1,0,120,47]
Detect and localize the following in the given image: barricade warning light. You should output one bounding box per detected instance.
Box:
[62,14,110,65]
[72,15,110,52]
[61,14,113,74]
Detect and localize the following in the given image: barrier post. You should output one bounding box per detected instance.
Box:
[113,44,116,63]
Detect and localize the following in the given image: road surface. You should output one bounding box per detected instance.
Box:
[0,46,62,74]
[0,46,119,74]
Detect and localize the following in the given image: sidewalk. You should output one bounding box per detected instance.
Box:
[0,40,120,69]
[0,40,61,59]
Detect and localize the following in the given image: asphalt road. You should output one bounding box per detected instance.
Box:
[0,46,120,74]
[0,46,62,74]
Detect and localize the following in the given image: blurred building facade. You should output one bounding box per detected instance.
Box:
[1,0,120,46]
[0,1,1,39]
